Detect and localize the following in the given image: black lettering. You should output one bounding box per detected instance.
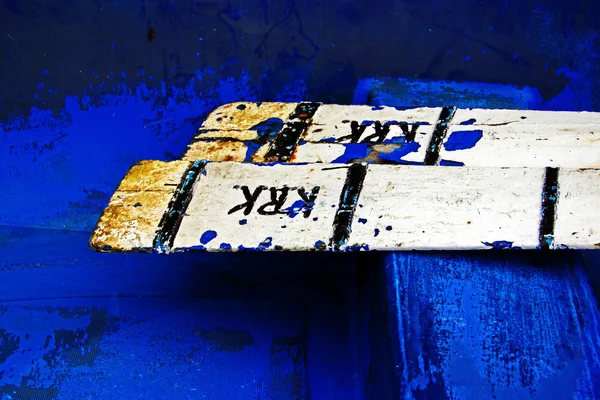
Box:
[337,121,368,143]
[361,121,391,143]
[257,187,291,215]
[399,122,419,142]
[297,186,320,218]
[228,185,267,215]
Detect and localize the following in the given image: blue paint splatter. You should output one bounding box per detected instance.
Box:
[333,144,371,163]
[444,130,483,151]
[249,118,283,140]
[257,237,273,251]
[219,243,232,250]
[459,118,477,125]
[378,142,421,163]
[439,159,465,166]
[200,230,217,245]
[371,106,384,110]
[386,226,392,231]
[239,219,247,225]
[481,240,521,250]
[374,229,380,237]
[284,200,306,218]
[314,240,327,250]
[358,218,367,224]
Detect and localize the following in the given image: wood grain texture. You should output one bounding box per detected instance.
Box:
[90,161,600,252]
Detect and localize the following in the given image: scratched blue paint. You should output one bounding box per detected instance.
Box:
[200,230,218,245]
[333,144,371,162]
[219,242,232,250]
[459,118,477,125]
[358,218,367,224]
[443,130,484,151]
[378,142,421,163]
[239,219,248,225]
[481,240,521,249]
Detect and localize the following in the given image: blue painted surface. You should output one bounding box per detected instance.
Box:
[2,1,600,399]
[384,252,600,399]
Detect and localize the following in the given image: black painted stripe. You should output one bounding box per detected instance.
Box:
[424,106,457,166]
[153,160,207,253]
[329,163,368,250]
[264,102,321,162]
[539,167,559,250]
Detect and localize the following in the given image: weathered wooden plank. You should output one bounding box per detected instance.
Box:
[554,169,600,249]
[183,102,600,167]
[439,109,600,168]
[90,162,600,252]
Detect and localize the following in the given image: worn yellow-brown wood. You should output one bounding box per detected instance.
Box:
[183,140,248,162]
[90,160,191,251]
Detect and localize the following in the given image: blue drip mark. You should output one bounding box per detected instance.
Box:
[358,218,367,224]
[239,219,247,225]
[378,142,421,163]
[284,200,306,218]
[459,118,477,125]
[439,159,465,166]
[333,144,371,163]
[200,230,218,245]
[346,244,370,251]
[219,243,232,250]
[482,240,521,250]
[443,130,483,151]
[245,118,284,161]
[374,228,380,237]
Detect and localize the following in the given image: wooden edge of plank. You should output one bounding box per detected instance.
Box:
[89,160,193,252]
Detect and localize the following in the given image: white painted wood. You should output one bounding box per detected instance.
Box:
[90,161,600,252]
[440,109,600,168]
[183,103,600,168]
[172,163,347,251]
[554,169,600,249]
[350,166,544,250]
